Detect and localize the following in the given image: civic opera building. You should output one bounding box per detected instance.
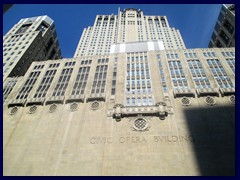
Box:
[3,8,235,175]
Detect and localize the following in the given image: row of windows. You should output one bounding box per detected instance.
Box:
[226,58,235,74]
[71,67,90,96]
[91,65,108,94]
[16,71,41,100]
[81,60,92,65]
[203,51,216,58]
[126,97,154,106]
[207,59,234,89]
[187,60,212,89]
[222,51,235,57]
[111,57,118,95]
[168,61,189,90]
[97,58,109,64]
[52,68,73,97]
[34,70,57,98]
[3,78,18,100]
[125,54,153,106]
[33,64,44,70]
[166,53,179,59]
[65,61,76,67]
[156,55,168,93]
[184,52,197,59]
[49,63,60,68]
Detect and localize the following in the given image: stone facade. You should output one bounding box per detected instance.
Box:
[74,8,185,57]
[3,47,235,175]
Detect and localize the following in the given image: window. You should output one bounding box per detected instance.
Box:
[71,66,90,96]
[226,58,235,74]
[187,60,212,89]
[168,60,189,90]
[34,70,57,98]
[207,59,234,88]
[91,65,108,94]
[52,68,73,97]
[125,53,154,107]
[157,54,167,93]
[16,71,41,100]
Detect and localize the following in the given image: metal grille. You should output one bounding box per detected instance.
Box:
[49,104,57,113]
[181,97,191,106]
[9,107,18,115]
[70,103,78,111]
[205,96,215,106]
[229,95,235,103]
[91,102,100,110]
[29,105,37,114]
[134,118,147,130]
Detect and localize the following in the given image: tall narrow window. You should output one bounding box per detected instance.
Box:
[226,58,235,74]
[91,65,108,94]
[207,59,234,88]
[187,60,212,89]
[156,54,167,93]
[34,70,57,98]
[71,66,90,95]
[125,52,154,107]
[111,57,118,95]
[168,60,189,90]
[52,68,73,97]
[16,69,41,99]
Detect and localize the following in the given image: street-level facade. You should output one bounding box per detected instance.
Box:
[4,47,235,175]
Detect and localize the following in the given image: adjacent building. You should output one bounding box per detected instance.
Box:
[209,4,235,48]
[3,15,62,81]
[3,8,235,176]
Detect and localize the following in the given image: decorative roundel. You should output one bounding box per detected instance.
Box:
[229,95,235,104]
[133,118,148,131]
[49,104,57,113]
[70,102,78,111]
[181,97,191,106]
[9,106,19,115]
[28,105,37,114]
[205,96,216,106]
[91,101,100,110]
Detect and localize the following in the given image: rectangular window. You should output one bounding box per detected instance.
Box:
[34,70,57,98]
[187,60,212,89]
[52,68,73,97]
[16,71,41,99]
[207,59,234,88]
[168,60,189,90]
[91,65,108,94]
[71,67,90,95]
[125,53,153,106]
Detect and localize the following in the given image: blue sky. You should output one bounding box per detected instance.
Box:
[3,4,222,58]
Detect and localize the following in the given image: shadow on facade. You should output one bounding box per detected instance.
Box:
[183,105,235,176]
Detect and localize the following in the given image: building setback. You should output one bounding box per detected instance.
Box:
[3,8,235,176]
[74,8,185,57]
[209,4,235,48]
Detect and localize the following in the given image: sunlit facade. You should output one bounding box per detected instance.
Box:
[3,8,235,176]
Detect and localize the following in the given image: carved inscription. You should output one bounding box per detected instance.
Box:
[90,135,195,144]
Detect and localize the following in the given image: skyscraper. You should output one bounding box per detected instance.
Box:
[3,15,62,81]
[3,8,235,176]
[74,8,185,57]
[209,4,235,48]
